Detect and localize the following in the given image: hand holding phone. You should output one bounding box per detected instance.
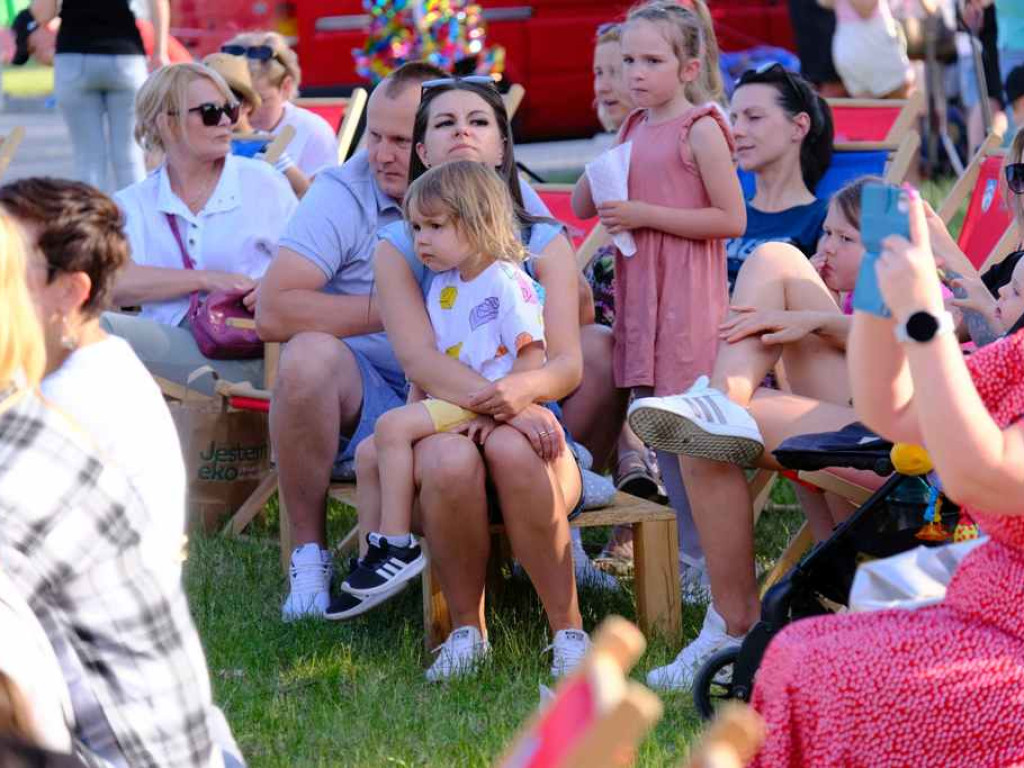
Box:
[853,183,911,318]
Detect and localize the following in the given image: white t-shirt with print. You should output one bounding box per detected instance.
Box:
[426,261,545,382]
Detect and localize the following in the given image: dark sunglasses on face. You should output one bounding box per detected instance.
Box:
[220,44,280,63]
[421,75,497,94]
[1006,163,1024,195]
[188,101,240,127]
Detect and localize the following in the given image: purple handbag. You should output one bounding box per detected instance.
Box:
[167,213,263,360]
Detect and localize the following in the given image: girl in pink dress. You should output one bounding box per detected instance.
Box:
[750,190,1024,766]
[573,2,745,400]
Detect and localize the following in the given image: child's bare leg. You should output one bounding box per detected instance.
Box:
[374,403,441,537]
[354,436,383,557]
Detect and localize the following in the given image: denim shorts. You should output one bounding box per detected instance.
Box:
[332,345,407,478]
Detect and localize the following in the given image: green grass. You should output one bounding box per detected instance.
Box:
[185,480,802,767]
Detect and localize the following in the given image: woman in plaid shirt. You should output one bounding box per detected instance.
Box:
[0,208,234,764]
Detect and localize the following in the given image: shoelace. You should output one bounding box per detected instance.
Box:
[543,635,589,674]
[290,560,330,593]
[430,633,483,674]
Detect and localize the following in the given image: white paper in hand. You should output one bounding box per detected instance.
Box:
[585,141,637,257]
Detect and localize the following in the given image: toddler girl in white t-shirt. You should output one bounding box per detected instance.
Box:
[341,160,545,598]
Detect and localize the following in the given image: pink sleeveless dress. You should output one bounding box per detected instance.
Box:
[613,104,733,396]
[750,330,1024,767]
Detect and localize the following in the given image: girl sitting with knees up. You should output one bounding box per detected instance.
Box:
[343,160,547,599]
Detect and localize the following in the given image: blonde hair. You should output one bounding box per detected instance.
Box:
[625,0,724,107]
[224,31,301,96]
[597,23,622,45]
[0,212,45,390]
[1006,128,1024,230]
[404,161,527,265]
[134,62,235,153]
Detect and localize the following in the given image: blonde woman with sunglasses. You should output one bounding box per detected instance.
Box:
[102,62,298,392]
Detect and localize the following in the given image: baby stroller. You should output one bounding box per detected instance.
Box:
[692,424,960,719]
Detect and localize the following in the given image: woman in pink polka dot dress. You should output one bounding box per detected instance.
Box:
[750,189,1024,767]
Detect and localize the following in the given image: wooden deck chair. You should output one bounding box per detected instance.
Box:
[937,131,1018,273]
[826,89,925,144]
[294,88,368,164]
[533,183,600,249]
[0,126,25,180]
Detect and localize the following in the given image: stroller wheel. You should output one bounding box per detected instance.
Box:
[693,645,747,720]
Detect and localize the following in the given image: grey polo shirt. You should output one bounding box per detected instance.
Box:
[279,150,404,384]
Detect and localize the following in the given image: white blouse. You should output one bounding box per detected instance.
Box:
[115,154,298,327]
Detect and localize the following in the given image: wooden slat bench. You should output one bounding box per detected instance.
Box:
[228,479,681,650]
[421,491,681,650]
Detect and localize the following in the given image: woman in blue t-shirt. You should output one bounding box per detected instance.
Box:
[727,65,834,291]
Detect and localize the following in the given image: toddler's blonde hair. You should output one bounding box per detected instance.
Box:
[404,161,527,265]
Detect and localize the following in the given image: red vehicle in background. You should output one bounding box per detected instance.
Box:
[169,0,793,139]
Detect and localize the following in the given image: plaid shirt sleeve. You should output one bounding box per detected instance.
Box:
[0,393,220,768]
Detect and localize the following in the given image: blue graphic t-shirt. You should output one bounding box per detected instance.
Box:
[725,198,829,292]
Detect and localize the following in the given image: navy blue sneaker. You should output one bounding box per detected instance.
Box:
[340,533,426,598]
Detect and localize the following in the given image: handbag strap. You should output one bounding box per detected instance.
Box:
[166,212,200,320]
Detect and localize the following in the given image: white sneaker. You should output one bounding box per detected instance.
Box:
[281,543,333,622]
[627,376,764,465]
[426,626,491,682]
[646,604,745,692]
[572,538,620,592]
[546,628,591,678]
[679,553,712,605]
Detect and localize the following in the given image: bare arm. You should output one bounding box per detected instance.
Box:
[572,173,598,219]
[109,262,256,306]
[148,0,170,65]
[848,312,923,443]
[601,117,746,240]
[510,341,545,375]
[254,247,383,342]
[577,270,596,326]
[30,0,58,23]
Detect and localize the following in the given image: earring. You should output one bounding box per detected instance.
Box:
[59,315,79,351]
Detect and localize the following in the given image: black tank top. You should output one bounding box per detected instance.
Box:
[56,0,145,57]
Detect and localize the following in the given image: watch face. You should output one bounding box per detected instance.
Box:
[907,311,939,342]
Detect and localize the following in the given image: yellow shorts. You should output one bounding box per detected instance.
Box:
[422,398,476,433]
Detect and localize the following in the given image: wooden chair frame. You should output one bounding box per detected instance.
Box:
[826,89,925,144]
[937,131,1018,273]
[0,126,25,181]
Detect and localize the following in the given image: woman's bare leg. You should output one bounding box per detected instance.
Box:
[711,243,843,405]
[485,426,582,632]
[679,457,760,635]
[561,324,628,472]
[413,434,491,633]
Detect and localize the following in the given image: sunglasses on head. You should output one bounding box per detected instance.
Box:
[421,75,497,94]
[187,101,240,127]
[737,62,810,113]
[220,44,281,63]
[1007,163,1024,195]
[596,21,620,36]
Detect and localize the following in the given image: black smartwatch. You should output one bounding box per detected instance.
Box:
[894,310,955,344]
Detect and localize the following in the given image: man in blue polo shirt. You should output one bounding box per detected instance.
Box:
[256,62,446,620]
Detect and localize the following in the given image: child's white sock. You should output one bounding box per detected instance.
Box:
[380,532,413,548]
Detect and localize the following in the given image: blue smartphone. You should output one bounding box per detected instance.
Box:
[853,183,910,318]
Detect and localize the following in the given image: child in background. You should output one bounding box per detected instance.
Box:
[572,0,745,593]
[820,0,914,98]
[342,161,546,598]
